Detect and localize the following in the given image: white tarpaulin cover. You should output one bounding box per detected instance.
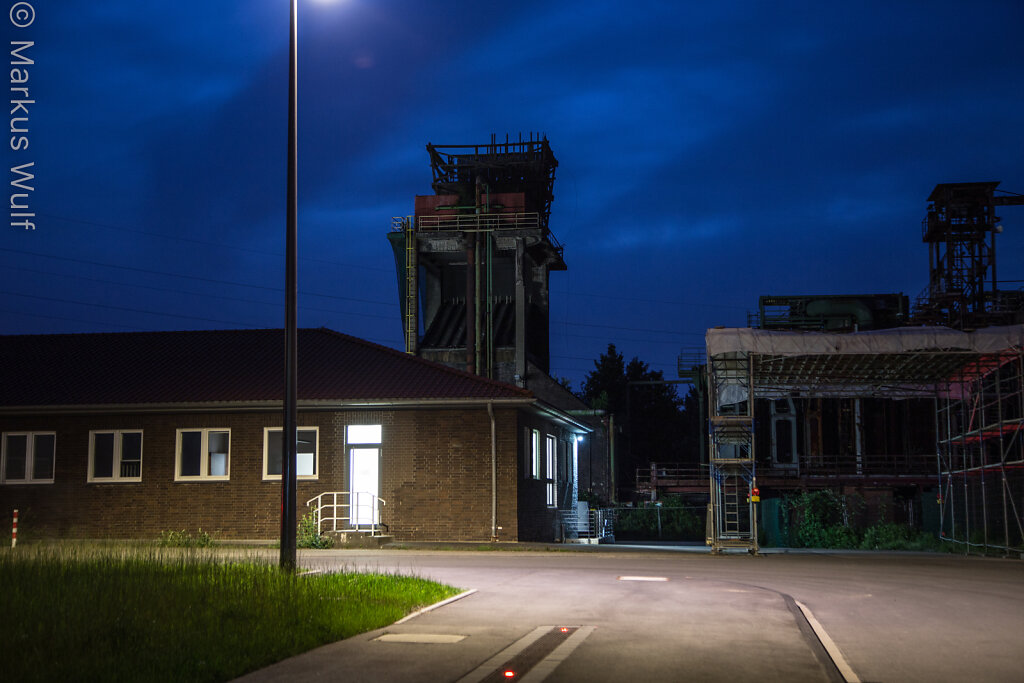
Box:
[707,325,1024,405]
[706,325,1024,358]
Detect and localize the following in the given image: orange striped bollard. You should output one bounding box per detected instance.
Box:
[11,509,17,548]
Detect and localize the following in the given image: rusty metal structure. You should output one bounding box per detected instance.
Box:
[914,182,1024,328]
[389,134,565,386]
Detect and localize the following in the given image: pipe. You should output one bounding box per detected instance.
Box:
[806,299,874,330]
[488,401,497,541]
[486,230,494,379]
[465,236,476,374]
[475,235,482,374]
[466,176,482,375]
[609,413,616,503]
[854,398,863,475]
[514,238,526,387]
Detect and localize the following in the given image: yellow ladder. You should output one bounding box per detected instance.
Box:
[404,217,417,354]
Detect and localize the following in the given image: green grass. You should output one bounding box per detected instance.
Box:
[0,546,459,683]
[158,528,215,548]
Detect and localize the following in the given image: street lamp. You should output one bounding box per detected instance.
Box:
[280,0,300,572]
[280,0,340,571]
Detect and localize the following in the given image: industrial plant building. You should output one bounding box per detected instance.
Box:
[643,181,1024,554]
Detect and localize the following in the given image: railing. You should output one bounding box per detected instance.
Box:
[562,504,616,543]
[390,212,564,260]
[796,452,936,478]
[635,466,706,491]
[306,491,387,537]
[417,212,541,233]
[638,454,936,490]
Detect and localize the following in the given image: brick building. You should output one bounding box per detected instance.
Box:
[0,328,588,542]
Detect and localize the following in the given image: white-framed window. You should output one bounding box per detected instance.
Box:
[175,428,230,481]
[263,427,319,480]
[545,435,556,506]
[1,432,55,484]
[88,430,143,482]
[531,429,541,479]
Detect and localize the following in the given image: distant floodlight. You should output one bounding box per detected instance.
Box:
[994,224,1004,233]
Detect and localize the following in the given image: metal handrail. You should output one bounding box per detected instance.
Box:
[417,212,541,232]
[306,491,387,536]
[637,453,936,489]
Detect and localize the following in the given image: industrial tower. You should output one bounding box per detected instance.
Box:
[388,134,566,386]
[914,181,1024,328]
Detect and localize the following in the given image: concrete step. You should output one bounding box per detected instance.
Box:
[325,532,393,548]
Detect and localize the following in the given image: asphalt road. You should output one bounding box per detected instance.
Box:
[235,547,1024,683]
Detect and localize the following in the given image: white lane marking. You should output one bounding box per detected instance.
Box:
[519,626,596,683]
[617,576,669,582]
[394,588,478,625]
[456,625,552,683]
[374,633,467,644]
[795,601,861,683]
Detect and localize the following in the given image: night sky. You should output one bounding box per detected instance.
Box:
[5,1,1024,387]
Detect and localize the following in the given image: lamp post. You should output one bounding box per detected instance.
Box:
[280,0,299,572]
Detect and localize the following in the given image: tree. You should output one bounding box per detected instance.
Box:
[580,344,628,412]
[580,345,692,498]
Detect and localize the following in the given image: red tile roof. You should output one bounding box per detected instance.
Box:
[0,328,533,407]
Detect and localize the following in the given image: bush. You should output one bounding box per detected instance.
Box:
[296,512,334,549]
[786,491,942,551]
[788,490,862,549]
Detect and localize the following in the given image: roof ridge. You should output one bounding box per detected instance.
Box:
[312,327,533,398]
[0,327,278,340]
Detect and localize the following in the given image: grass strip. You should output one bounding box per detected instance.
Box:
[0,546,459,682]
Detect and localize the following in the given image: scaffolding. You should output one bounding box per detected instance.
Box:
[705,349,758,553]
[937,349,1024,553]
[705,325,1024,554]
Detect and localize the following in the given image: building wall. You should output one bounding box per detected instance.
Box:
[384,406,520,541]
[515,411,579,541]
[0,406,538,542]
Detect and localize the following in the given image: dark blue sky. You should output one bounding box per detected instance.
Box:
[5,1,1024,387]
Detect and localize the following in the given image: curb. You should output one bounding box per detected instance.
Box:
[394,588,478,625]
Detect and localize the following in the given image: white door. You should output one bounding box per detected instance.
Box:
[350,447,379,526]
